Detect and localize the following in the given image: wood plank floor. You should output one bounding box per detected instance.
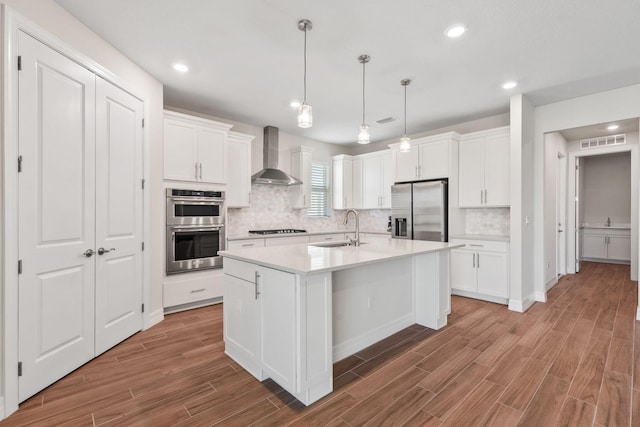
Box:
[2,261,638,426]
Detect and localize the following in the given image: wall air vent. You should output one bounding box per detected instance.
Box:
[376,116,398,124]
[579,134,626,149]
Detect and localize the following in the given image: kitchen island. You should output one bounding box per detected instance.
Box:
[220,238,461,405]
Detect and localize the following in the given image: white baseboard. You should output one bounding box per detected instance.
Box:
[451,289,508,305]
[534,291,547,302]
[508,294,536,313]
[545,276,558,291]
[145,308,164,330]
[332,314,413,362]
[0,396,5,420]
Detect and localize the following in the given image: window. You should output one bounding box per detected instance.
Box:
[308,161,329,217]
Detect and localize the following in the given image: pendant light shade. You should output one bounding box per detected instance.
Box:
[399,79,412,152]
[297,19,313,128]
[357,54,371,144]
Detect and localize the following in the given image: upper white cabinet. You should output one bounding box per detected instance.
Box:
[226,131,254,208]
[459,126,510,207]
[362,151,392,209]
[291,146,313,209]
[163,110,232,184]
[390,133,458,183]
[332,155,353,210]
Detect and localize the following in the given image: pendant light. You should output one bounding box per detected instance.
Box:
[297,19,313,128]
[357,54,371,144]
[399,79,412,152]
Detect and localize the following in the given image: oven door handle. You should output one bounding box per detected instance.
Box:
[170,197,224,204]
[170,226,224,233]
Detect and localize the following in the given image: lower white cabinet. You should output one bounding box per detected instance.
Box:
[163,269,224,311]
[581,228,630,262]
[309,233,346,243]
[226,239,266,250]
[265,235,309,247]
[224,258,331,401]
[450,239,509,302]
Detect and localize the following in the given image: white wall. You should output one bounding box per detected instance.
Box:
[582,153,631,224]
[543,132,568,286]
[533,84,640,319]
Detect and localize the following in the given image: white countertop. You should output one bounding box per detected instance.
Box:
[227,229,391,241]
[450,234,510,242]
[220,238,461,275]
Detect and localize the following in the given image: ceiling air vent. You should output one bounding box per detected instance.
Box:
[376,116,398,124]
[580,134,626,149]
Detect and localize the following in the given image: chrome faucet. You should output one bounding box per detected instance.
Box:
[607,217,611,227]
[344,209,360,246]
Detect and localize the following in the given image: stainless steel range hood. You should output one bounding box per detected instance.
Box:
[251,126,302,186]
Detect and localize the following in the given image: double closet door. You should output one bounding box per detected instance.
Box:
[17,32,144,401]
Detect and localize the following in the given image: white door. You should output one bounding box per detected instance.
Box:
[556,152,567,276]
[198,127,226,183]
[476,251,509,298]
[483,133,510,206]
[381,152,393,208]
[18,32,97,401]
[362,156,382,208]
[94,77,144,355]
[450,249,476,292]
[608,235,631,261]
[458,137,485,207]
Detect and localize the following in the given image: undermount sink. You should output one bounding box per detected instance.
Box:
[308,241,367,248]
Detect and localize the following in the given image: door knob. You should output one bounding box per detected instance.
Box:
[83,249,95,258]
[97,247,116,255]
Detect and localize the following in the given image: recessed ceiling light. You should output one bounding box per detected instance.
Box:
[173,63,189,72]
[446,25,466,38]
[607,124,619,130]
[290,101,301,108]
[502,81,518,89]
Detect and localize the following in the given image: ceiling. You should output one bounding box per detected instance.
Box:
[55,0,640,145]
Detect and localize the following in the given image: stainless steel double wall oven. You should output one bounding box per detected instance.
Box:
[166,189,225,274]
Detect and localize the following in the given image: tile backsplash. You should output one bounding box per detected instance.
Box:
[464,208,510,236]
[227,184,390,236]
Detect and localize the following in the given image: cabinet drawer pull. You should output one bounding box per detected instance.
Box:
[190,288,206,293]
[469,244,484,247]
[324,237,334,240]
[242,243,255,247]
[254,271,261,299]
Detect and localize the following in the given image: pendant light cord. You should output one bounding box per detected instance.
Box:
[403,83,407,136]
[362,60,366,124]
[303,26,307,104]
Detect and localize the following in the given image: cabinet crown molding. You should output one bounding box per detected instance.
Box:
[228,130,256,142]
[388,131,460,149]
[164,110,233,132]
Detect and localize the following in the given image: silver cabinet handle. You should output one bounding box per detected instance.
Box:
[241,243,255,247]
[83,249,95,258]
[472,252,475,268]
[254,271,261,299]
[418,165,422,177]
[469,244,484,247]
[190,288,206,293]
[480,190,483,204]
[199,162,203,179]
[484,189,487,204]
[97,247,116,255]
[195,162,198,179]
[477,253,480,268]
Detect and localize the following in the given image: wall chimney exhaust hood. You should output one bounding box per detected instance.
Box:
[251,126,302,186]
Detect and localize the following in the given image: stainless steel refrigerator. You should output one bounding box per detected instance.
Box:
[391,180,448,242]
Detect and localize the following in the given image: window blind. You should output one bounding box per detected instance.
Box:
[308,162,329,217]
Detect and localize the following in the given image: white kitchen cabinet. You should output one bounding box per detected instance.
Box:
[163,269,224,311]
[163,110,233,184]
[309,233,347,243]
[332,155,353,210]
[352,159,363,209]
[223,258,329,399]
[226,131,254,208]
[581,228,630,262]
[265,235,309,247]
[362,150,392,209]
[450,239,509,302]
[291,146,313,209]
[459,126,510,207]
[226,238,266,250]
[390,133,458,183]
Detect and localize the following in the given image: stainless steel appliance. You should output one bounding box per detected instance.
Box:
[391,179,448,242]
[166,189,225,274]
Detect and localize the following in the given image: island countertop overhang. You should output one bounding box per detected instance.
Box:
[219,239,463,275]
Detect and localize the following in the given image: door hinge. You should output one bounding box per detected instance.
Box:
[18,362,22,377]
[18,260,22,274]
[17,56,21,71]
[18,155,23,172]
[141,303,145,313]
[141,242,145,251]
[142,119,145,128]
[141,178,145,190]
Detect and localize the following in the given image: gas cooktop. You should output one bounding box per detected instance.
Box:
[248,229,307,235]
